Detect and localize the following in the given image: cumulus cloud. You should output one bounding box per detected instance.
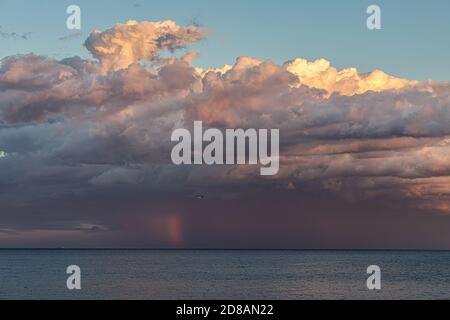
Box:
[1,19,450,247]
[84,20,207,73]
[284,58,418,96]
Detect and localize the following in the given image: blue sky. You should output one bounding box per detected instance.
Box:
[0,0,449,80]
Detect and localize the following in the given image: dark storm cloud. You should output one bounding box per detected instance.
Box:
[1,20,450,248]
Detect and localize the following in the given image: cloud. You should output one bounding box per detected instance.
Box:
[58,32,83,41]
[284,58,418,96]
[1,20,450,247]
[0,26,31,40]
[84,20,207,73]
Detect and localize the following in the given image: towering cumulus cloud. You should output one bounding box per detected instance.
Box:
[1,20,450,248]
[84,20,207,73]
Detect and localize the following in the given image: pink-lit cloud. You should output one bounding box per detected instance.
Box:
[1,20,450,248]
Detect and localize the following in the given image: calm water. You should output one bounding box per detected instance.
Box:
[0,250,449,299]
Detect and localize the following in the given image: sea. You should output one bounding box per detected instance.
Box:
[0,250,449,300]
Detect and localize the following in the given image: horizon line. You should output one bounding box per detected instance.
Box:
[1,248,450,251]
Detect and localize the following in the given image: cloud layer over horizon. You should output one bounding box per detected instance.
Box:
[1,20,450,248]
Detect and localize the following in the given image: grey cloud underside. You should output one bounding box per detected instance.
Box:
[1,48,450,247]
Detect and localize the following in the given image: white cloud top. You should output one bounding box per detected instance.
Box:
[84,20,207,73]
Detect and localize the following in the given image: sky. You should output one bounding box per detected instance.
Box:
[0,0,449,80]
[1,1,450,249]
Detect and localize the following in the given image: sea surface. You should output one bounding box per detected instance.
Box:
[0,250,449,300]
